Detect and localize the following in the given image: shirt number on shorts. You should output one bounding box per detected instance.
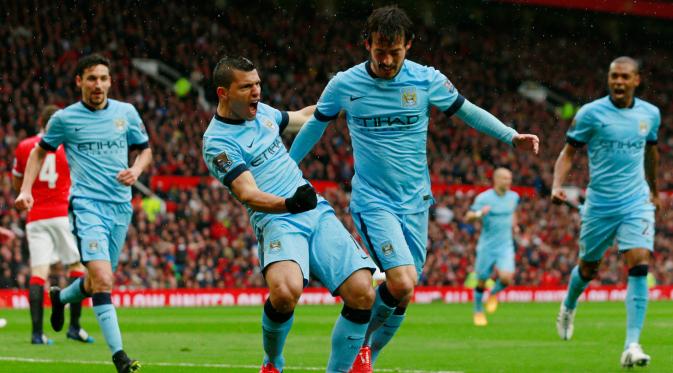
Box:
[39,153,59,189]
[641,219,651,236]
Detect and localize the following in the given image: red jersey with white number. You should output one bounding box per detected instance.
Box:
[13,135,71,222]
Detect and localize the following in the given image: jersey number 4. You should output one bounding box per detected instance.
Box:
[39,154,59,189]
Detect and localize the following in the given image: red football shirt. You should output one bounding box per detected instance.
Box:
[13,135,71,222]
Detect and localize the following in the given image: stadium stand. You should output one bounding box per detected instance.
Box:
[1,0,672,290]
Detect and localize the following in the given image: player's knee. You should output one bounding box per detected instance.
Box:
[625,248,651,268]
[342,283,375,310]
[499,277,512,287]
[90,272,114,293]
[579,263,599,281]
[268,283,302,313]
[386,274,416,301]
[30,266,49,280]
[340,270,376,309]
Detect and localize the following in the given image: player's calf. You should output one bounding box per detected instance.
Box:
[330,269,375,371]
[28,276,46,340]
[49,287,65,332]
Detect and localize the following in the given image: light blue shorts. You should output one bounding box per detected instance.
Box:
[352,208,428,279]
[257,202,375,295]
[69,198,132,271]
[475,246,515,281]
[579,205,655,262]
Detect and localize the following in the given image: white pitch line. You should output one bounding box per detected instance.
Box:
[0,356,462,372]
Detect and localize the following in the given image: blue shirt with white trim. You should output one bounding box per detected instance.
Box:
[203,102,321,228]
[470,189,519,252]
[566,96,660,216]
[309,60,465,214]
[40,99,149,203]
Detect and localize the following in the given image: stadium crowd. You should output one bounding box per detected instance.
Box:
[1,1,672,290]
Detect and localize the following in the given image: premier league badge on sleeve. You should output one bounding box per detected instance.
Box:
[443,79,455,93]
[213,152,233,173]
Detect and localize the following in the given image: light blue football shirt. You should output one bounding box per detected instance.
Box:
[566,96,660,216]
[470,189,519,252]
[203,102,321,228]
[40,99,149,203]
[310,60,466,214]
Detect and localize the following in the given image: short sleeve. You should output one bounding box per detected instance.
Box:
[40,113,65,151]
[315,73,343,122]
[261,103,289,133]
[470,193,486,212]
[428,69,464,117]
[566,105,593,147]
[126,106,150,150]
[12,143,27,177]
[203,136,248,188]
[647,108,661,144]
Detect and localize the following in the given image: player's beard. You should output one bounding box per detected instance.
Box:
[89,91,106,107]
[378,63,399,78]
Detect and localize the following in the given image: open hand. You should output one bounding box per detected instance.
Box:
[513,134,539,154]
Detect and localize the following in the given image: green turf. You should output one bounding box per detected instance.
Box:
[0,301,671,372]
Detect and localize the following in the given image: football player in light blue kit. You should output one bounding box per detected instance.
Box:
[465,168,519,326]
[289,6,539,370]
[16,54,151,373]
[552,57,660,368]
[202,56,377,373]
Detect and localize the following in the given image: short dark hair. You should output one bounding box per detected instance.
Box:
[213,56,256,89]
[610,56,640,74]
[75,53,110,78]
[363,5,414,44]
[41,104,60,130]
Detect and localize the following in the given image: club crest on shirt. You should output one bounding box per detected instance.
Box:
[262,117,275,129]
[400,87,417,108]
[114,118,127,132]
[213,152,232,173]
[639,121,649,135]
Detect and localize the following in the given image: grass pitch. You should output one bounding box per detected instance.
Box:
[0,301,671,372]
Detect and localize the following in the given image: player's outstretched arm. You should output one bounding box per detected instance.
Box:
[15,145,48,211]
[551,144,577,204]
[284,105,316,134]
[230,171,317,214]
[465,206,491,223]
[455,100,539,154]
[117,147,153,186]
[288,114,330,163]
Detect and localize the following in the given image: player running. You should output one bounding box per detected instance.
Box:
[202,56,377,373]
[552,56,659,368]
[15,54,151,372]
[12,105,93,345]
[289,6,539,370]
[465,168,519,326]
